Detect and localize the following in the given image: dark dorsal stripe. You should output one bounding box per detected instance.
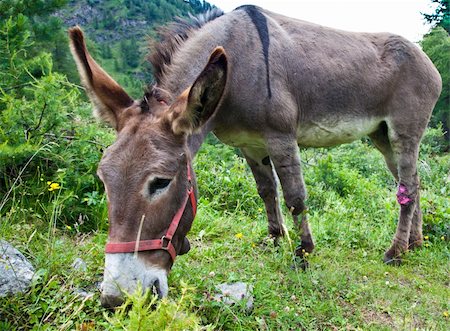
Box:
[237,5,272,98]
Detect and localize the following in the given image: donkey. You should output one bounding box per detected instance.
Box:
[69,5,441,308]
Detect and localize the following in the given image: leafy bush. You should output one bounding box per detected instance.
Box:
[421,26,450,147]
[0,14,113,232]
[420,123,448,154]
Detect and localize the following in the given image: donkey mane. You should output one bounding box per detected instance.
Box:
[148,8,224,84]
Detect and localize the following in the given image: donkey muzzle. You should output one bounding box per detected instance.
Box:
[100,253,169,308]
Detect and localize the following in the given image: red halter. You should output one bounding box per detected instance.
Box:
[104,164,197,262]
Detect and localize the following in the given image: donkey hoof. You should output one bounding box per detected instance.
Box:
[383,251,402,266]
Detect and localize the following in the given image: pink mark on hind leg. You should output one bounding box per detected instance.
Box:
[397,184,413,206]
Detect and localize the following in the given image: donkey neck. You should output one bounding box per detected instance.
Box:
[159,15,233,155]
[158,15,231,98]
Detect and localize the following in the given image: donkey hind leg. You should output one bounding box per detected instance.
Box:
[408,192,423,250]
[372,121,422,265]
[369,123,423,262]
[241,148,286,241]
[369,122,399,181]
[265,137,315,256]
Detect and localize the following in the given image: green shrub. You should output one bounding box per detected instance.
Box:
[0,14,113,232]
[420,123,448,155]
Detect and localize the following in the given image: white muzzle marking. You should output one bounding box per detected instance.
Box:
[101,253,168,300]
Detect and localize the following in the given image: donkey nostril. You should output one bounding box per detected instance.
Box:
[100,294,124,309]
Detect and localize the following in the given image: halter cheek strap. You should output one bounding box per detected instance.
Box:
[104,163,196,262]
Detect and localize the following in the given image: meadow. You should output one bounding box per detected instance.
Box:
[1,123,449,330]
[0,5,449,329]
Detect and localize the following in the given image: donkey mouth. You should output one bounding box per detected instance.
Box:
[100,279,166,309]
[100,253,169,308]
[100,293,125,309]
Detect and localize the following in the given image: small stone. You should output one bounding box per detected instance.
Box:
[72,258,87,272]
[0,240,35,297]
[213,282,254,311]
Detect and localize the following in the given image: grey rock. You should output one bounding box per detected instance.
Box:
[71,257,87,272]
[0,240,35,297]
[214,282,254,311]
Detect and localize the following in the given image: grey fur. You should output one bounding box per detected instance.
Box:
[154,6,441,263]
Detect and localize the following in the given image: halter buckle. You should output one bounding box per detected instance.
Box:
[161,236,171,250]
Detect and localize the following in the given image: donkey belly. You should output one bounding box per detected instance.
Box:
[214,130,266,149]
[214,116,382,149]
[297,117,382,148]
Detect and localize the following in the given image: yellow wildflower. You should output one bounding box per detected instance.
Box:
[441,236,445,241]
[443,311,449,318]
[235,233,243,239]
[48,182,61,191]
[424,235,429,240]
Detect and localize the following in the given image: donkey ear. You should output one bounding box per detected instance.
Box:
[170,47,227,135]
[69,26,134,130]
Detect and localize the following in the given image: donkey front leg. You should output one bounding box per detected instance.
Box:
[266,136,315,256]
[241,148,286,241]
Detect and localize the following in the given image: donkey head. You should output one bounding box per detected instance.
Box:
[69,27,227,308]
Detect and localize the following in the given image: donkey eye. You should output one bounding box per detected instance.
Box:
[149,178,172,196]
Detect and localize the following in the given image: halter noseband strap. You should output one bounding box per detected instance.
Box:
[104,163,196,262]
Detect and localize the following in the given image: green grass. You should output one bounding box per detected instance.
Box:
[1,137,449,330]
